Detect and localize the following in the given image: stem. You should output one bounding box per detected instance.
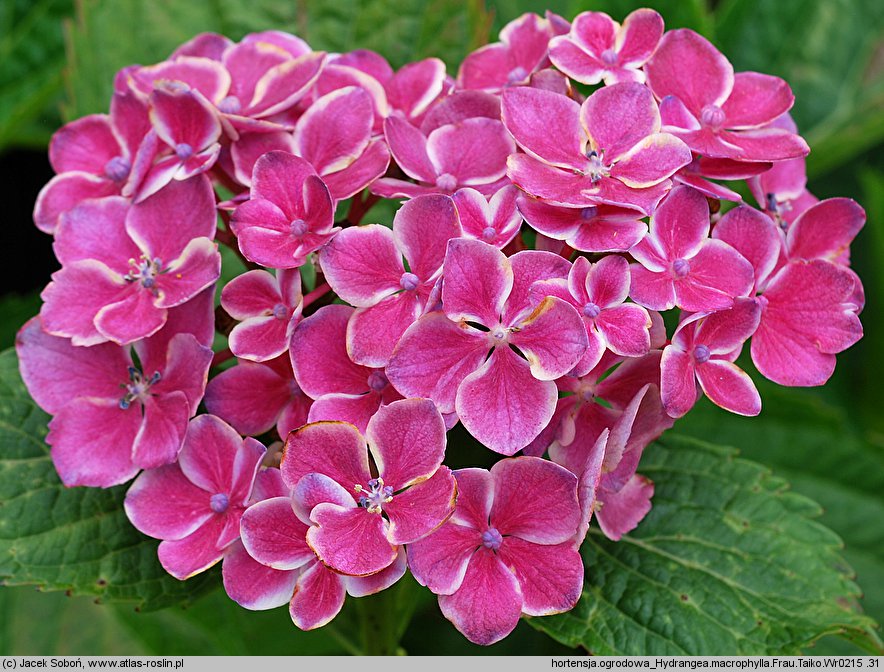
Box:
[560,244,575,260]
[356,591,401,656]
[324,623,363,656]
[211,347,234,368]
[347,192,380,226]
[302,282,331,308]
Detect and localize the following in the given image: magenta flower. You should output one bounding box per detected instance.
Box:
[129,55,232,107]
[408,458,582,646]
[531,255,651,375]
[221,268,302,362]
[457,12,565,91]
[711,204,784,294]
[319,194,461,366]
[279,399,456,577]
[518,198,647,253]
[372,115,515,198]
[661,299,762,418]
[629,185,754,312]
[136,83,223,201]
[549,9,664,86]
[230,151,337,268]
[291,87,390,200]
[17,314,212,488]
[124,415,266,579]
[502,83,691,214]
[204,355,311,439]
[236,468,407,629]
[645,29,809,162]
[34,88,150,233]
[784,198,865,268]
[453,186,522,249]
[387,240,587,454]
[41,177,219,346]
[289,304,401,432]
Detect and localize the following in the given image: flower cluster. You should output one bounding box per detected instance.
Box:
[18,11,864,646]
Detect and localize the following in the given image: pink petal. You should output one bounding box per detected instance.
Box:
[458,43,515,91]
[229,316,289,362]
[319,224,404,307]
[322,139,390,201]
[660,346,697,418]
[645,29,734,115]
[501,87,585,171]
[239,496,313,570]
[610,133,692,188]
[387,57,447,118]
[291,472,356,525]
[230,131,296,186]
[597,304,652,357]
[438,548,523,646]
[344,548,408,597]
[294,86,372,174]
[384,467,456,544]
[290,305,371,397]
[131,391,189,469]
[204,360,295,436]
[307,504,397,575]
[587,254,630,306]
[420,90,500,133]
[394,194,461,281]
[154,237,220,309]
[696,359,761,416]
[718,128,809,162]
[628,263,676,311]
[246,52,325,117]
[124,461,212,540]
[676,239,754,311]
[617,8,664,66]
[712,205,782,289]
[407,522,479,594]
[222,540,298,611]
[346,293,421,368]
[54,197,136,272]
[510,297,588,379]
[695,298,762,353]
[442,238,513,327]
[33,172,118,234]
[786,198,864,263]
[133,56,231,104]
[47,398,140,488]
[490,457,579,543]
[221,269,282,318]
[649,184,710,258]
[307,392,383,434]
[366,398,447,488]
[505,249,572,325]
[177,414,242,493]
[455,346,557,455]
[384,115,436,182]
[582,82,659,160]
[248,151,317,219]
[387,312,490,414]
[149,84,221,151]
[722,72,794,129]
[596,474,654,540]
[157,514,228,580]
[548,37,607,85]
[450,468,495,529]
[289,560,346,630]
[94,286,167,345]
[569,11,617,56]
[426,118,514,186]
[49,114,119,174]
[518,199,646,252]
[497,538,583,615]
[281,420,371,492]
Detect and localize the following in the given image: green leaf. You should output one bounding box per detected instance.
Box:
[0,348,215,610]
[63,0,492,120]
[0,291,41,351]
[530,434,881,655]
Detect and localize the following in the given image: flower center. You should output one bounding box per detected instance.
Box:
[481,226,497,242]
[367,370,388,392]
[119,367,161,410]
[290,218,308,236]
[210,493,229,514]
[104,156,131,182]
[585,150,609,184]
[272,303,289,320]
[693,344,711,364]
[175,142,194,160]
[354,478,394,514]
[125,254,164,293]
[582,302,601,319]
[600,48,618,66]
[580,206,598,220]
[400,272,420,291]
[490,326,508,343]
[218,95,242,114]
[435,173,458,192]
[700,104,726,130]
[482,527,503,550]
[507,66,528,83]
[671,258,691,278]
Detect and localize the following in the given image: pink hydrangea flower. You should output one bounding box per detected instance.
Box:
[387,240,587,454]
[452,186,522,249]
[531,255,651,375]
[17,307,212,487]
[629,185,754,311]
[661,299,762,418]
[221,268,302,362]
[128,55,232,107]
[645,29,809,162]
[711,204,783,294]
[236,467,407,629]
[40,177,219,346]
[124,415,266,579]
[408,458,582,646]
[289,304,401,432]
[278,399,456,577]
[204,355,311,439]
[319,194,461,366]
[503,83,691,214]
[230,151,337,268]
[372,115,515,198]
[34,89,150,233]
[457,12,566,91]
[549,9,664,85]
[517,198,647,253]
